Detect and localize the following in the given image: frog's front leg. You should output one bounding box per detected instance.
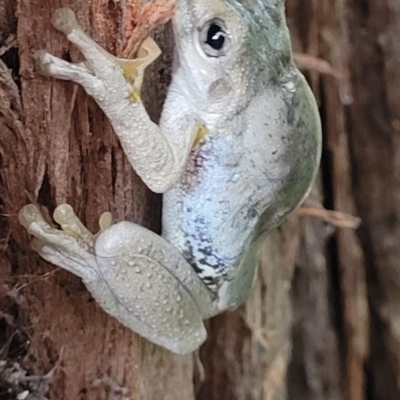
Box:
[36,8,197,193]
[19,204,215,354]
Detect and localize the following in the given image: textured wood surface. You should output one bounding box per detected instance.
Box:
[1,1,194,399]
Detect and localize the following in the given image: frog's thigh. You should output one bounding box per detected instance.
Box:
[94,222,207,354]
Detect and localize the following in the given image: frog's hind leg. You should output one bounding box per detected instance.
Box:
[19,204,214,354]
[94,221,216,353]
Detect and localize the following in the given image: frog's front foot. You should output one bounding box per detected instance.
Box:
[19,204,212,354]
[35,8,161,104]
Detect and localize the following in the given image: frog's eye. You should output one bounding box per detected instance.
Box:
[199,19,229,57]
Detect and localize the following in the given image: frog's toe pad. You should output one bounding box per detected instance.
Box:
[52,8,79,34]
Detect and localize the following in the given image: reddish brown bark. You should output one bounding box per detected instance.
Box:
[1,1,193,399]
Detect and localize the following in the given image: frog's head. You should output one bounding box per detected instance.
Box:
[172,0,294,110]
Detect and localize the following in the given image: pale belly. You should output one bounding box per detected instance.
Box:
[160,108,304,288]
[161,159,269,288]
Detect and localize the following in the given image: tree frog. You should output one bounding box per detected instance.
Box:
[19,0,321,354]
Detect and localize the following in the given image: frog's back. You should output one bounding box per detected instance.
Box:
[215,75,322,310]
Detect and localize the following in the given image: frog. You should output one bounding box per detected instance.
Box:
[18,0,321,354]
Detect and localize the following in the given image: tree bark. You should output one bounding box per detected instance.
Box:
[1,0,400,399]
[1,1,194,399]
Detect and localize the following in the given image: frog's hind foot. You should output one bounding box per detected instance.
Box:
[18,204,99,280]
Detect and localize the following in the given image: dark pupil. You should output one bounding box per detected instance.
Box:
[206,24,225,50]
